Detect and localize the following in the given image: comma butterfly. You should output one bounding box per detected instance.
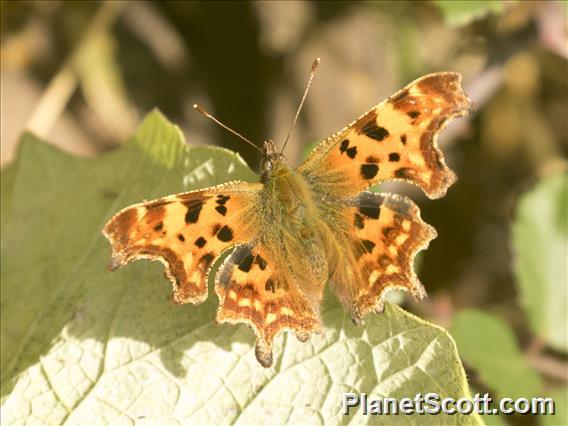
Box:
[102,60,473,367]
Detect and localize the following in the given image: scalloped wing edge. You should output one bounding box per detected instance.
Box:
[367,193,436,318]
[102,180,256,305]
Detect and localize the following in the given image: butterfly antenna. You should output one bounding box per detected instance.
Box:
[193,104,263,154]
[280,57,320,155]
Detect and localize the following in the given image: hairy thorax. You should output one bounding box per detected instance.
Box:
[259,157,349,303]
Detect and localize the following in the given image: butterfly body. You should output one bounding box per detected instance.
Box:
[103,72,473,367]
[255,144,329,302]
[263,141,358,295]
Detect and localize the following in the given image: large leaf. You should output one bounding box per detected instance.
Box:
[512,172,568,353]
[1,111,478,424]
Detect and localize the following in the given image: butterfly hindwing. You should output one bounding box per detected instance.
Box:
[330,192,436,323]
[215,244,320,367]
[103,181,262,304]
[298,72,472,199]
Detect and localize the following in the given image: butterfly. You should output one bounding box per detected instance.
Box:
[102,62,472,368]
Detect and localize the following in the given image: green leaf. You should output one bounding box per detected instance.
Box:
[434,0,504,26]
[451,309,542,400]
[1,111,477,424]
[512,172,568,353]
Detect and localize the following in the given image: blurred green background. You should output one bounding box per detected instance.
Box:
[1,1,566,424]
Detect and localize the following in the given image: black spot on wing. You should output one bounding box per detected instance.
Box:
[184,200,203,224]
[215,205,228,216]
[356,192,384,220]
[265,278,276,293]
[400,134,407,145]
[216,195,230,205]
[362,121,389,142]
[395,167,413,180]
[194,236,207,248]
[389,153,400,162]
[361,239,376,252]
[360,164,379,180]
[358,204,380,219]
[238,254,254,272]
[255,255,267,270]
[153,222,164,232]
[339,139,357,159]
[177,233,185,242]
[217,225,234,242]
[407,110,420,119]
[200,253,215,269]
[355,238,376,258]
[218,245,252,288]
[354,213,364,229]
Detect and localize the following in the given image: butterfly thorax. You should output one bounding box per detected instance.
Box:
[260,140,308,213]
[258,140,331,300]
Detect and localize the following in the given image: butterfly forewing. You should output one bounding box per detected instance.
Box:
[103,181,262,304]
[298,72,472,199]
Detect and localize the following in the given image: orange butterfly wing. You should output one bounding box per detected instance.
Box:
[103,181,262,304]
[104,180,321,368]
[299,72,472,321]
[298,72,472,199]
[331,192,436,323]
[215,244,320,367]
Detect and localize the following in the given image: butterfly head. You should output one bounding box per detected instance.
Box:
[261,139,289,182]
